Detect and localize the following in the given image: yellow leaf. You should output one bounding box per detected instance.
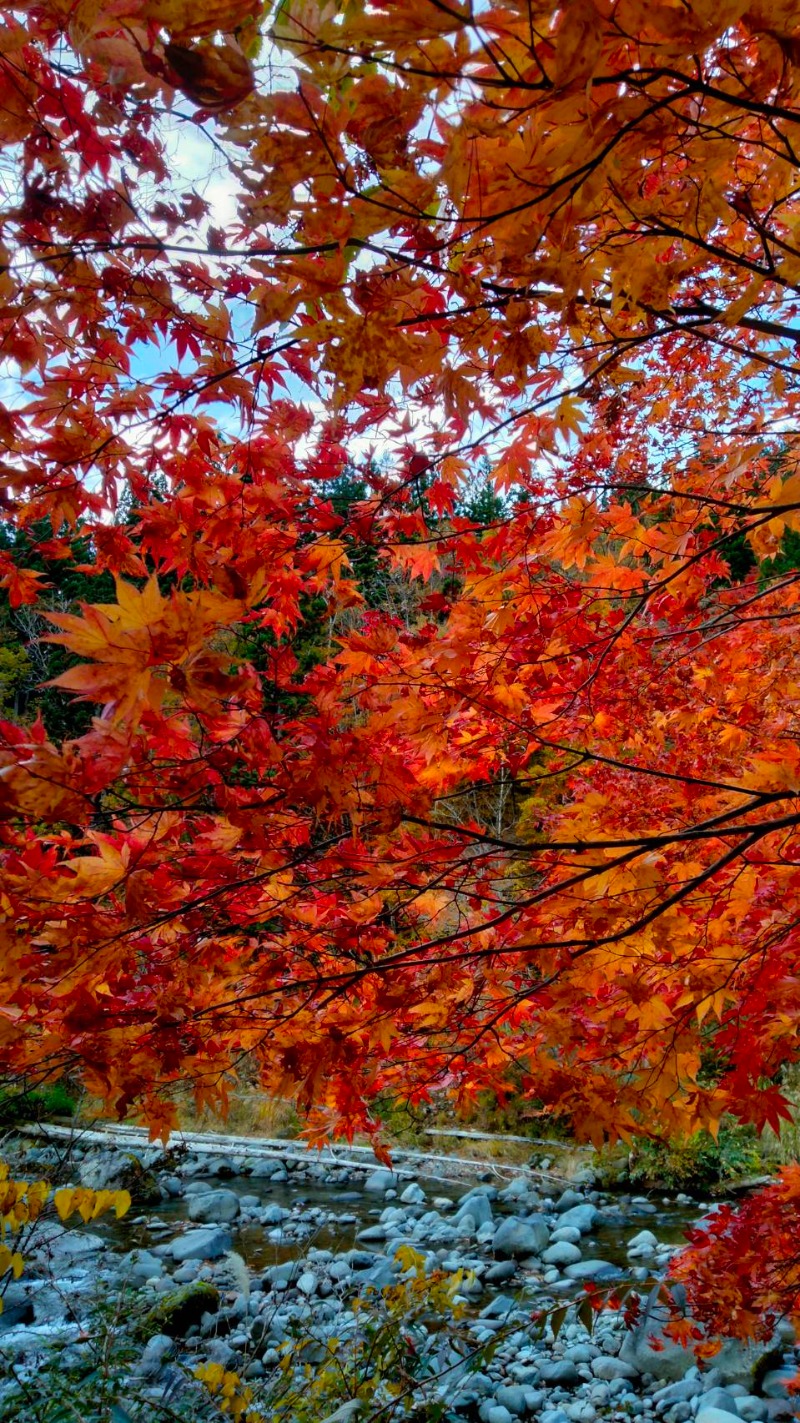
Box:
[54,1187,76,1222]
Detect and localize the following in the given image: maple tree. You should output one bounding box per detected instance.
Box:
[3,0,800,1341]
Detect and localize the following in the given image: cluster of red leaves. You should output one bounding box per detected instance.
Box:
[1,0,800,1342]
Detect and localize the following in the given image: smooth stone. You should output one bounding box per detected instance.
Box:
[564,1259,618,1280]
[135,1334,174,1378]
[539,1360,582,1387]
[456,1192,494,1228]
[480,1294,519,1320]
[187,1189,240,1224]
[170,1227,232,1262]
[761,1366,797,1399]
[696,1411,745,1423]
[400,1183,425,1205]
[500,1177,532,1199]
[556,1204,598,1234]
[363,1170,398,1193]
[626,1229,658,1256]
[556,1189,587,1213]
[494,1384,528,1416]
[356,1225,387,1242]
[543,1241,582,1266]
[591,1356,639,1381]
[701,1388,744,1414]
[492,1216,549,1259]
[485,1260,517,1283]
[736,1399,769,1422]
[296,1271,317,1296]
[551,1227,582,1245]
[487,1409,515,1423]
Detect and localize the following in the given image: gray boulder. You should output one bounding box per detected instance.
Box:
[363,1169,398,1193]
[170,1227,232,1262]
[556,1189,586,1213]
[556,1203,598,1234]
[696,1411,744,1423]
[456,1191,493,1227]
[485,1260,517,1283]
[187,1189,240,1224]
[494,1384,528,1416]
[492,1216,549,1258]
[564,1258,619,1280]
[620,1297,776,1385]
[135,1334,175,1378]
[761,1365,797,1399]
[542,1241,582,1267]
[538,1360,581,1387]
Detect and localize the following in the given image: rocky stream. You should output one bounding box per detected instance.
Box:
[1,1127,798,1423]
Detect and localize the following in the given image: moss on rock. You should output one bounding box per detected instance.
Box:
[136,1281,220,1340]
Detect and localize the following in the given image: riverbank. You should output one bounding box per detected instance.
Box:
[1,1128,798,1423]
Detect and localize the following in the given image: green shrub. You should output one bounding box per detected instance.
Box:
[0,1079,78,1128]
[626,1123,761,1191]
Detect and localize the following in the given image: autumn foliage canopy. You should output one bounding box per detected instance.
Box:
[3,0,800,1338]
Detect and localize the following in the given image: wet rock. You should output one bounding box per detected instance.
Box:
[0,1283,34,1333]
[170,1227,232,1262]
[543,1241,582,1267]
[493,1216,549,1258]
[563,1259,619,1281]
[363,1169,398,1193]
[556,1189,587,1214]
[627,1230,659,1258]
[400,1183,425,1205]
[187,1189,240,1224]
[556,1204,598,1234]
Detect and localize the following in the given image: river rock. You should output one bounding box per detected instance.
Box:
[736,1398,769,1422]
[760,1365,797,1398]
[400,1182,425,1205]
[556,1189,587,1213]
[564,1259,618,1280]
[494,1383,528,1416]
[538,1359,582,1387]
[456,1191,493,1227]
[137,1281,220,1338]
[485,1260,517,1283]
[493,1216,549,1258]
[556,1204,598,1234]
[696,1410,744,1423]
[363,1169,398,1193]
[627,1229,659,1258]
[135,1333,174,1378]
[187,1189,240,1224]
[591,1356,639,1380]
[543,1241,582,1266]
[170,1227,232,1262]
[620,1299,774,1385]
[487,1407,515,1423]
